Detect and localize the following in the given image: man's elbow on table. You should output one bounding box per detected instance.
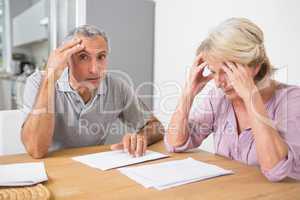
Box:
[21,130,49,159]
[24,142,48,159]
[28,148,48,159]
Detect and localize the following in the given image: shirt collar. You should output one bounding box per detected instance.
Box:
[57,68,73,92]
[57,68,107,96]
[96,76,107,95]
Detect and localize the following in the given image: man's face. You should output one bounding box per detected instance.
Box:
[69,34,109,89]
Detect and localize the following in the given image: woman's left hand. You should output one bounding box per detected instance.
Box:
[222,62,258,102]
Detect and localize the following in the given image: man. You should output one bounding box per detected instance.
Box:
[21,25,163,158]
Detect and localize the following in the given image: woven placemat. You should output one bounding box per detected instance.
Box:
[0,184,50,200]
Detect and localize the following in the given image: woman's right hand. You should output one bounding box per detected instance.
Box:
[184,53,213,98]
[46,38,84,80]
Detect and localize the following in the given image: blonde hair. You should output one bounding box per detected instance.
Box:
[197,18,272,82]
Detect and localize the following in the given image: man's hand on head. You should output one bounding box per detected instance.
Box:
[46,38,84,81]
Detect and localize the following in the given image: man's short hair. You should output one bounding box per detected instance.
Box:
[63,24,110,50]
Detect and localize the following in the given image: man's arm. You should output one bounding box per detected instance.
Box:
[138,116,164,145]
[21,73,56,159]
[21,38,84,158]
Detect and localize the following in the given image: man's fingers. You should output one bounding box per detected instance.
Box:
[130,134,137,155]
[58,38,82,52]
[135,136,144,157]
[142,137,147,156]
[64,43,84,59]
[110,143,123,150]
[123,135,131,154]
[121,133,147,157]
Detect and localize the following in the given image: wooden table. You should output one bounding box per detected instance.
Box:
[0,141,299,200]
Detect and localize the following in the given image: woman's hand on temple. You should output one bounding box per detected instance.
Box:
[222,62,257,102]
[184,53,213,98]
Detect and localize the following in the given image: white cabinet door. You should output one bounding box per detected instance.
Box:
[13,0,48,47]
[0,79,12,110]
[15,80,26,109]
[0,110,26,155]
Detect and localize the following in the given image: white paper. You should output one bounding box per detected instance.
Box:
[119,157,233,190]
[72,150,169,170]
[0,162,48,186]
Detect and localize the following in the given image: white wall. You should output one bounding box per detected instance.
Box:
[153,0,300,152]
[0,110,26,155]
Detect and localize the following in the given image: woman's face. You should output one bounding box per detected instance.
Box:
[206,60,256,100]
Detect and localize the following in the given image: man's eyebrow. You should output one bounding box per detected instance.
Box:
[95,50,108,54]
[77,50,89,54]
[77,49,107,55]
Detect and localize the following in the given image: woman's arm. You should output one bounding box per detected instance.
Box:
[166,91,196,147]
[222,62,289,174]
[166,54,213,149]
[245,90,288,171]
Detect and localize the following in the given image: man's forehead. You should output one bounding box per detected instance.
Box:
[75,34,108,52]
[77,48,107,55]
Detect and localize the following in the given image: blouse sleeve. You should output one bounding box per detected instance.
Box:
[165,89,216,152]
[262,86,300,182]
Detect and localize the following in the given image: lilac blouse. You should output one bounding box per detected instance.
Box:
[165,83,300,182]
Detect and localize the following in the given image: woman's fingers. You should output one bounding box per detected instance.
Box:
[192,53,204,67]
[225,62,240,74]
[198,62,213,83]
[236,63,250,76]
[222,63,234,81]
[198,61,208,71]
[194,61,208,78]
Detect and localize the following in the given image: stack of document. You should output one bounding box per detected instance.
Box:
[72,150,169,170]
[119,157,233,190]
[0,162,48,186]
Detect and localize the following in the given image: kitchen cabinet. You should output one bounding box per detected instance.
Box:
[0,78,12,110]
[0,109,26,155]
[12,0,48,47]
[13,78,26,109]
[0,75,26,110]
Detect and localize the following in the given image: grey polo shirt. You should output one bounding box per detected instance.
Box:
[22,68,152,150]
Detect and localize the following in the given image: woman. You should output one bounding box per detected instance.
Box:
[165,18,300,182]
